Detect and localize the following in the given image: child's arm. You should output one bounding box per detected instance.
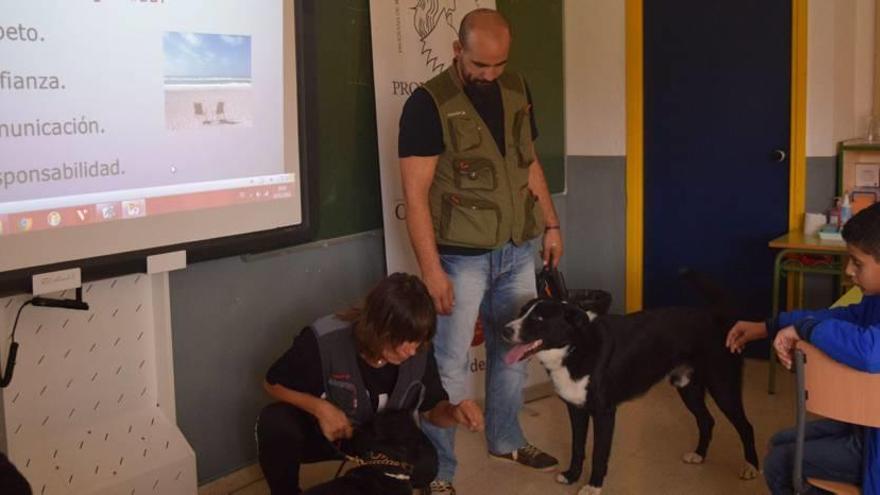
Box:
[727,302,867,354]
[798,318,880,373]
[774,302,865,331]
[726,320,768,353]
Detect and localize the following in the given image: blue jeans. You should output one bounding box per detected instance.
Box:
[421,240,538,482]
[764,419,863,494]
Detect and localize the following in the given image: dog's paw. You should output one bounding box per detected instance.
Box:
[577,485,602,495]
[739,463,759,480]
[556,469,579,485]
[681,452,704,464]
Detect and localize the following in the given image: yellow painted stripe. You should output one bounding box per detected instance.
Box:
[787,0,808,310]
[625,0,644,313]
[789,0,808,231]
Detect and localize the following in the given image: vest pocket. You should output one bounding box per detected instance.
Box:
[448,116,482,152]
[454,159,497,191]
[521,189,544,240]
[440,193,500,247]
[326,378,357,416]
[513,107,535,167]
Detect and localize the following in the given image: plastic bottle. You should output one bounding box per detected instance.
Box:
[828,197,841,229]
[840,192,853,227]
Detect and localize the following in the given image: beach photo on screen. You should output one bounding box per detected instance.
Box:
[163,32,253,131]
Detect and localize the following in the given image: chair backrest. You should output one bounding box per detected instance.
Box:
[194,102,205,115]
[831,286,863,308]
[216,101,225,114]
[797,341,880,428]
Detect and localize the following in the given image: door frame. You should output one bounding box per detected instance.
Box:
[624,0,808,312]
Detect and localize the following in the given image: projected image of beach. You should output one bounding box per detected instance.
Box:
[164,32,253,131]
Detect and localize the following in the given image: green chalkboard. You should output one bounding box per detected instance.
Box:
[299,0,381,240]
[301,0,565,241]
[497,0,566,193]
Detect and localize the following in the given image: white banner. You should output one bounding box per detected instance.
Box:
[368,0,549,398]
[368,0,490,276]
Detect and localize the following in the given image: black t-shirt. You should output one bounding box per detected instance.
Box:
[266,327,448,413]
[398,81,539,158]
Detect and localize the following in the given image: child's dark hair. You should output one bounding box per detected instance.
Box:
[338,273,436,362]
[842,201,880,260]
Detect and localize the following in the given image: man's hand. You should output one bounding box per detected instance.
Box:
[451,399,484,432]
[542,228,563,268]
[315,400,353,441]
[725,320,768,354]
[773,326,801,370]
[423,267,454,315]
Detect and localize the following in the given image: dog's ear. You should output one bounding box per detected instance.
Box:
[372,409,421,446]
[347,409,418,459]
[563,303,588,328]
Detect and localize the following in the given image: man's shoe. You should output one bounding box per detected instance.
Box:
[490,443,559,471]
[428,480,456,494]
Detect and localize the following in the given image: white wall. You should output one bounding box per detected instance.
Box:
[0,275,196,494]
[564,0,626,156]
[806,0,875,156]
[564,0,876,159]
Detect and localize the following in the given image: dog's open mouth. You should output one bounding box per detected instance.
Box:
[504,339,544,365]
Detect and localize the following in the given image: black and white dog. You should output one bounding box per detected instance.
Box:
[503,288,759,494]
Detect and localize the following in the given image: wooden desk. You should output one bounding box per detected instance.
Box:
[768,231,847,252]
[767,231,849,393]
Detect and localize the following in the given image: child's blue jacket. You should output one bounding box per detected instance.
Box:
[774,294,880,494]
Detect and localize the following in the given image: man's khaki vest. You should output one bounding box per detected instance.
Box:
[421,65,544,250]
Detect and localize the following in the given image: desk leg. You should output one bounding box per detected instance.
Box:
[768,249,787,395]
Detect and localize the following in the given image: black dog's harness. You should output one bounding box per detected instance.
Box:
[333,442,414,481]
[346,452,413,481]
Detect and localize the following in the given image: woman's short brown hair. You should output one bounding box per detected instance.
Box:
[338,273,437,362]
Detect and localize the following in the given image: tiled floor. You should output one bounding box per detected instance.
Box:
[200,358,796,494]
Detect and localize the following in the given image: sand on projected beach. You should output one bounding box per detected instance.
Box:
[164,84,254,131]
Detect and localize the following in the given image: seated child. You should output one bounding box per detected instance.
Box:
[726,202,880,495]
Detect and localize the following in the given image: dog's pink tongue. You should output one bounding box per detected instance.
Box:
[504,341,539,365]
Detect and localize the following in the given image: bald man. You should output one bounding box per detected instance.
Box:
[398,8,562,494]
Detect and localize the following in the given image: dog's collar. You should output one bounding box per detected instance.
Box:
[344,451,413,480]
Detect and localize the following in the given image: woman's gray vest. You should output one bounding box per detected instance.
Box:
[312,315,427,426]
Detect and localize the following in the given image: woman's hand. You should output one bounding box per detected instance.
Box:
[452,399,484,432]
[773,326,801,370]
[725,320,768,353]
[315,400,353,441]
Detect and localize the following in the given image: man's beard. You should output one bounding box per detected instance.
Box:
[463,76,495,93]
[455,59,495,92]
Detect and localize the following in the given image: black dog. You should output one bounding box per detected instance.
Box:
[303,409,436,495]
[0,452,30,495]
[503,286,759,494]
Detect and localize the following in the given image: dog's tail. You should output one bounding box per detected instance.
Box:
[678,268,738,324]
